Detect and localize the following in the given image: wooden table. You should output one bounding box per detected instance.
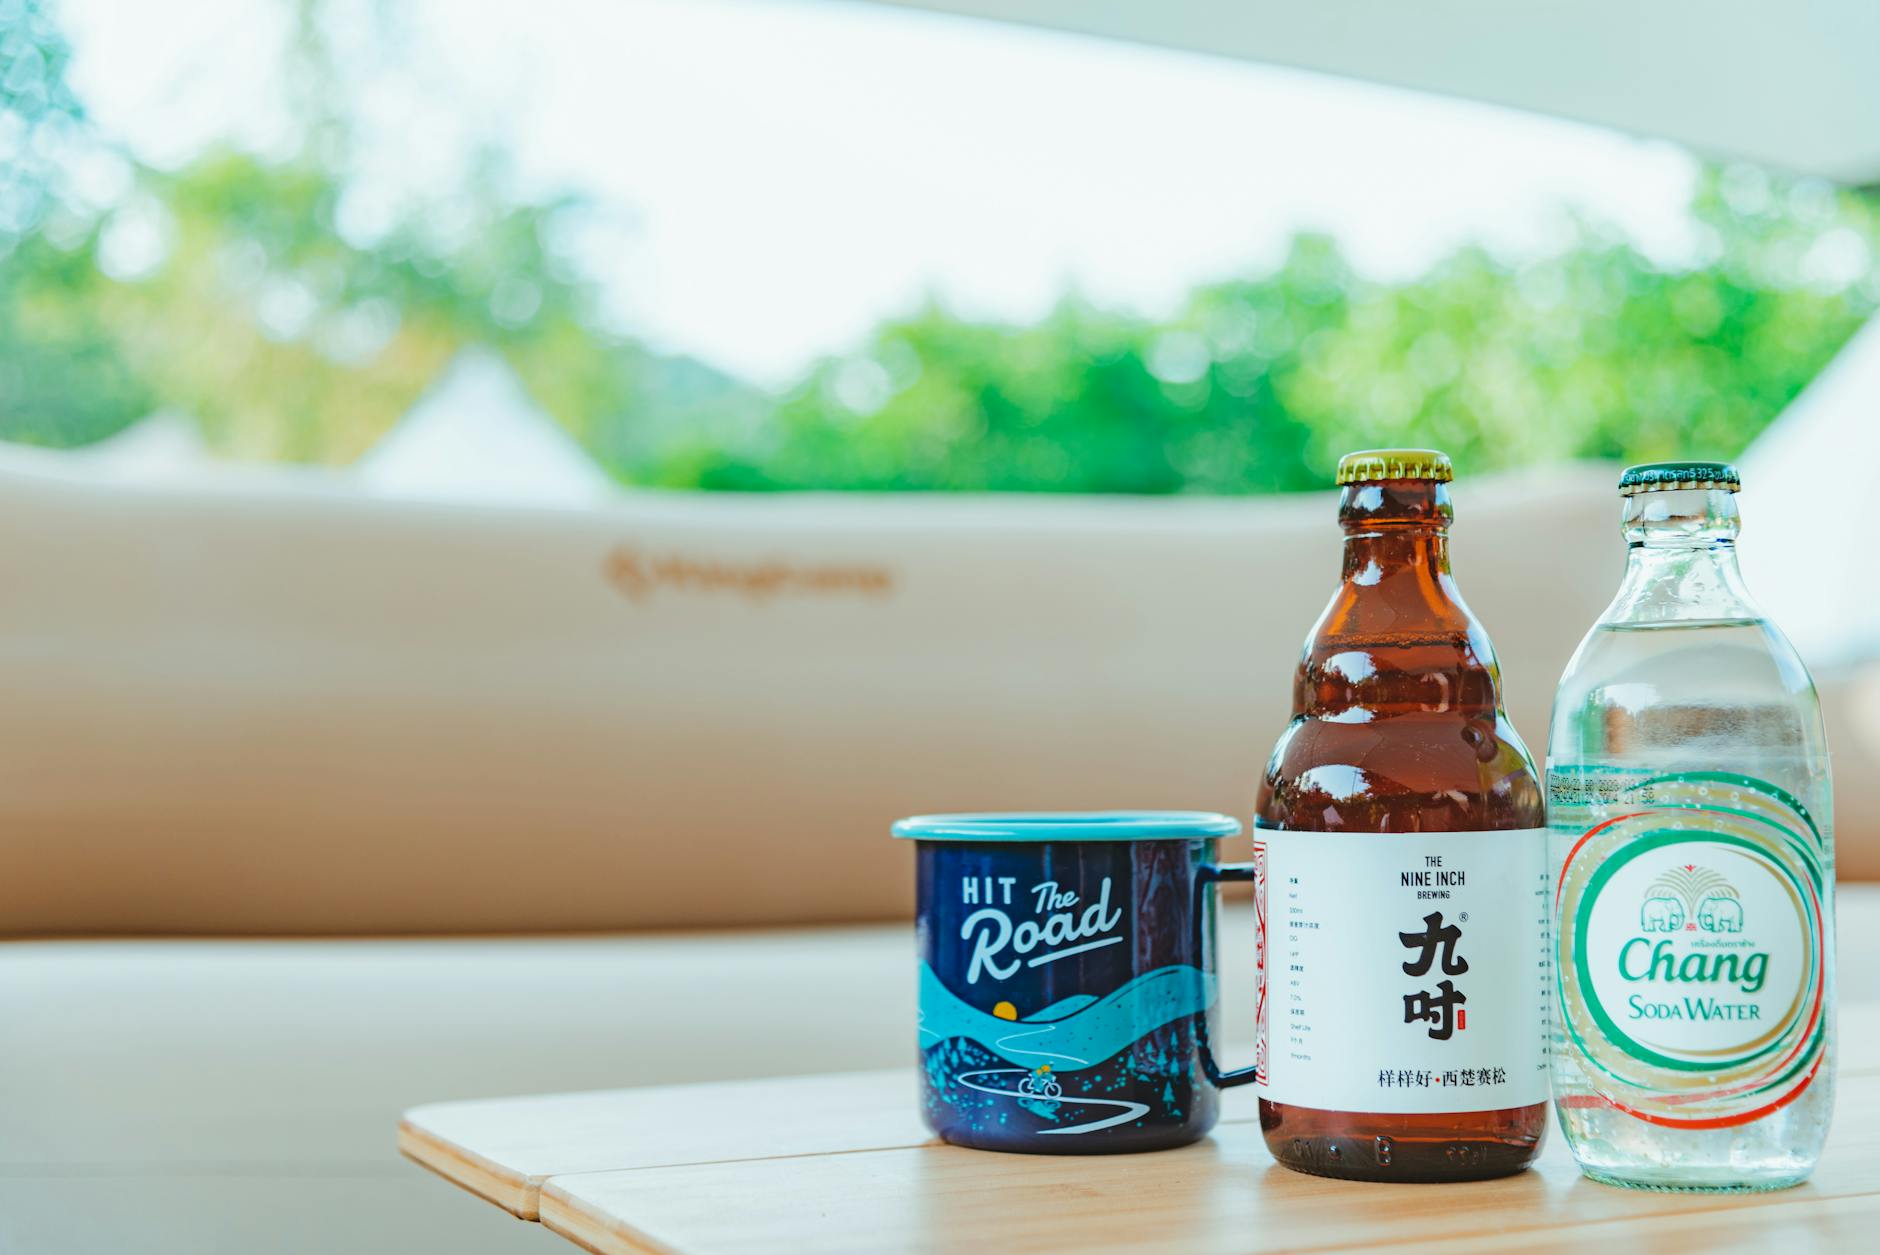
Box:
[402,1000,1880,1254]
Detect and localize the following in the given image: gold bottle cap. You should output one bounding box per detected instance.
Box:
[1334,448,1454,485]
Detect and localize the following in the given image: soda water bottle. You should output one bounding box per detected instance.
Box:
[1255,449,1550,1182]
[1548,462,1834,1191]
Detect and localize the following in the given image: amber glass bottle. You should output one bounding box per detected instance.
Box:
[1254,449,1548,1183]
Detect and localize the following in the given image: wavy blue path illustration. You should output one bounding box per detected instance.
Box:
[918,963,1212,1072]
[952,1067,1152,1135]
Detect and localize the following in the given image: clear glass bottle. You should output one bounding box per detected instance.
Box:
[1547,462,1834,1191]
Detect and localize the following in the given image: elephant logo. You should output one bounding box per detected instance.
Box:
[1697,895,1744,933]
[1643,865,1742,934]
[1639,895,1685,932]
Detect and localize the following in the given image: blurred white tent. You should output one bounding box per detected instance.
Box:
[869,0,1880,182]
[36,350,619,508]
[354,349,617,508]
[1740,318,1880,669]
[68,412,217,481]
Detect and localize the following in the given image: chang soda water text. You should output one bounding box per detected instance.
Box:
[1253,449,1550,1183]
[1548,462,1834,1191]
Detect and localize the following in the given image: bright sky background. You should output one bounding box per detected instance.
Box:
[59,0,1704,387]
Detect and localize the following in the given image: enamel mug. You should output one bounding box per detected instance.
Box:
[893,811,1254,1153]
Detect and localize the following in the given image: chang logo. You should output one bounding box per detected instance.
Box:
[1639,865,1742,934]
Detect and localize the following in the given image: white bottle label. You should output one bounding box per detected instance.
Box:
[1549,768,1829,1128]
[1255,827,1549,1114]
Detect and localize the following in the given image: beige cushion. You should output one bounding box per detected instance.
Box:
[0,453,1870,934]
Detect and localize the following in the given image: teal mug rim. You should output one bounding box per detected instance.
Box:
[891,810,1242,843]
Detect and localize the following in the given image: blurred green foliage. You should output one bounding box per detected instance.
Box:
[668,190,1878,492]
[0,0,150,446]
[2,0,1876,491]
[0,0,759,464]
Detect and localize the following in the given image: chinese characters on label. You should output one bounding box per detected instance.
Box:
[1377,1068,1508,1088]
[1400,909,1467,1041]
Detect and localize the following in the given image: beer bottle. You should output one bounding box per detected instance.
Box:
[1254,449,1549,1182]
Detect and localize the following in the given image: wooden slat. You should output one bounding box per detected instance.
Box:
[1393,1193,1880,1254]
[401,1000,1880,1220]
[398,1070,929,1219]
[539,1072,1880,1255]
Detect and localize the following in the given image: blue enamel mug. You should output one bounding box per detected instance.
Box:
[893,811,1256,1153]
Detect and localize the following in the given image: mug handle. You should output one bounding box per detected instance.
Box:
[1192,862,1260,1088]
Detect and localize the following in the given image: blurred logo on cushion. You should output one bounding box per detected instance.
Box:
[605,544,894,603]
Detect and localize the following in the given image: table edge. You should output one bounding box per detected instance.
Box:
[542,1176,687,1255]
[398,1118,540,1220]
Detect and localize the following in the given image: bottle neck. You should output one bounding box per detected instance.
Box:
[1306,478,1497,716]
[1342,529,1451,582]
[1603,487,1760,626]
[1336,479,1458,614]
